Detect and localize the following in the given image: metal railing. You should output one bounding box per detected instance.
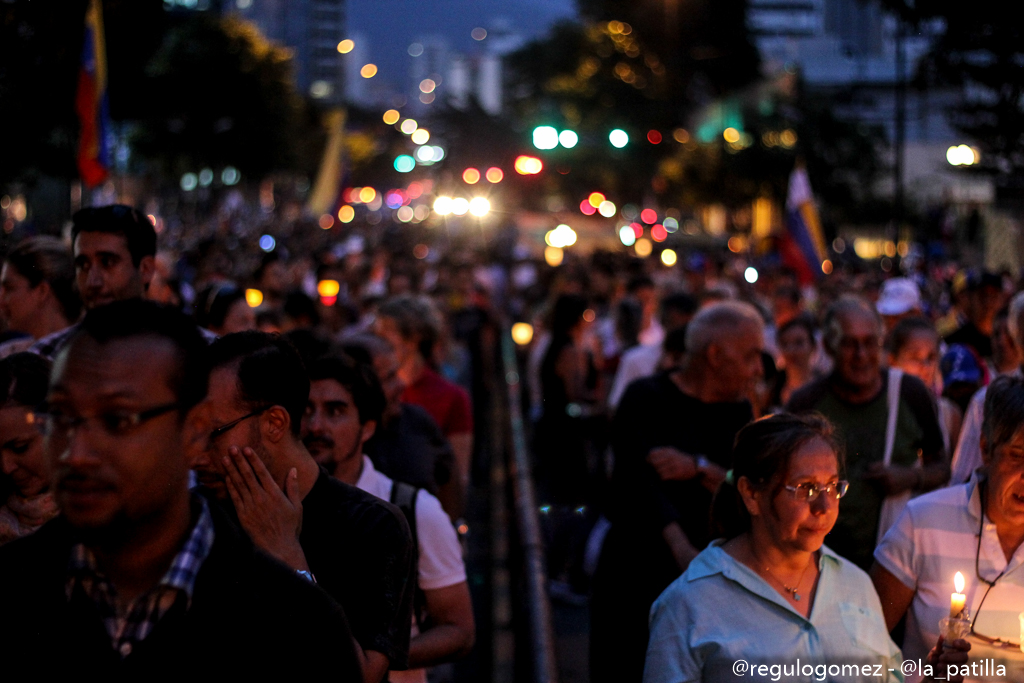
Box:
[500,330,559,683]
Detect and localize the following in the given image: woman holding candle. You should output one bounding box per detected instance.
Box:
[645,413,969,683]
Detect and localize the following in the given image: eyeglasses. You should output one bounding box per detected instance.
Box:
[783,480,849,502]
[969,483,1021,648]
[208,406,270,441]
[34,402,181,440]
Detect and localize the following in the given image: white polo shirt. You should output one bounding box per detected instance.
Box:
[874,472,1024,681]
[355,456,467,683]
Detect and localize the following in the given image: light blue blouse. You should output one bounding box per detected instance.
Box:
[644,541,904,683]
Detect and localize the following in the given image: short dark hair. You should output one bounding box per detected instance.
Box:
[711,412,841,539]
[70,300,210,412]
[778,314,817,343]
[209,331,308,435]
[194,282,246,331]
[982,375,1024,459]
[71,204,157,267]
[0,352,51,409]
[377,295,442,360]
[4,236,81,322]
[308,355,385,426]
[885,317,937,355]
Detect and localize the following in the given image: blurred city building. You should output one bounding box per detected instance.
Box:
[229,0,347,105]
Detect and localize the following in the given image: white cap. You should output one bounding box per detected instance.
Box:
[876,278,922,316]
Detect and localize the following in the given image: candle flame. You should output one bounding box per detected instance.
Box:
[954,571,965,593]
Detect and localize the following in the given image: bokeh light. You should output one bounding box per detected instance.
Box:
[588,192,606,208]
[514,156,543,175]
[400,119,418,134]
[511,322,534,346]
[744,267,759,283]
[383,109,400,125]
[419,79,436,94]
[544,246,564,267]
[579,200,597,216]
[647,130,662,144]
[723,127,741,143]
[337,39,354,54]
[259,235,276,252]
[545,224,577,248]
[661,249,678,266]
[609,129,629,148]
[360,64,378,78]
[485,167,504,183]
[463,168,481,184]
[640,208,657,224]
[317,280,341,298]
[469,197,491,216]
[411,129,430,145]
[338,205,355,223]
[451,198,470,216]
[245,289,263,308]
[394,155,416,173]
[619,225,636,246]
[318,214,334,229]
[359,187,377,203]
[634,238,652,257]
[598,201,617,218]
[533,126,559,150]
[651,224,667,241]
[559,130,579,148]
[433,196,453,215]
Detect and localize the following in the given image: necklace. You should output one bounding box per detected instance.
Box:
[753,549,814,602]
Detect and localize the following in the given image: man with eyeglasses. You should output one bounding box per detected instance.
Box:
[190,331,414,683]
[0,301,361,677]
[787,296,947,569]
[873,374,1024,681]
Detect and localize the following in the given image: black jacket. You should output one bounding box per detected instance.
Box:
[0,504,362,680]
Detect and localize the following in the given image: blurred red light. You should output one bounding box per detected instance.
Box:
[580,200,597,215]
[640,209,658,224]
[631,222,643,238]
[652,224,667,241]
[647,130,662,144]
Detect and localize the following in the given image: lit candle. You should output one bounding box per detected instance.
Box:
[950,571,966,618]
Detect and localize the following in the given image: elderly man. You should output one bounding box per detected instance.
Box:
[190,332,415,683]
[873,374,1024,681]
[0,301,361,677]
[951,291,1024,485]
[787,297,947,569]
[590,301,766,683]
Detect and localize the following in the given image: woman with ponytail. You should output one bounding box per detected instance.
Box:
[644,413,968,683]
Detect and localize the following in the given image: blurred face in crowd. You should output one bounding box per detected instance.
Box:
[74,232,154,309]
[302,379,375,471]
[0,403,48,498]
[969,284,1004,327]
[707,320,764,401]
[214,299,257,336]
[372,345,405,419]
[831,308,883,391]
[191,365,266,499]
[744,437,840,554]
[45,336,190,539]
[374,315,420,367]
[0,262,47,334]
[890,330,940,391]
[982,428,1024,531]
[778,324,814,374]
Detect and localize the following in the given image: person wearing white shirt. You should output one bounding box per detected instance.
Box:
[301,355,475,682]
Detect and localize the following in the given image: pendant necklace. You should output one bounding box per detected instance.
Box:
[760,557,813,602]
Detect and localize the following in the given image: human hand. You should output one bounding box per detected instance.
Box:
[924,635,970,683]
[864,462,919,495]
[647,447,698,481]
[697,460,727,493]
[223,446,308,570]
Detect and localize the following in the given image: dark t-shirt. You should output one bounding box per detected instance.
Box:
[786,370,945,569]
[298,468,415,669]
[609,372,754,554]
[364,403,454,495]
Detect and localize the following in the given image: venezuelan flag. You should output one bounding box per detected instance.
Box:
[75,0,110,188]
[781,164,827,285]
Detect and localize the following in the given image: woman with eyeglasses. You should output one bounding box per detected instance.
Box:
[873,374,1024,680]
[0,353,57,545]
[645,413,967,683]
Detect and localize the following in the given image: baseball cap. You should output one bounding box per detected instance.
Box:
[876,278,922,316]
[941,344,984,386]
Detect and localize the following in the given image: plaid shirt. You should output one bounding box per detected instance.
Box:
[65,497,216,658]
[31,322,218,361]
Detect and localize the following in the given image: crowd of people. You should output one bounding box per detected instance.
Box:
[0,199,1022,682]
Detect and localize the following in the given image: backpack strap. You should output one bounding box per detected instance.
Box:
[390,481,424,630]
[883,368,903,467]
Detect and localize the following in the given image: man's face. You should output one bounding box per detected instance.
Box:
[372,348,405,415]
[302,379,372,470]
[74,232,150,309]
[985,429,1024,528]
[190,366,264,499]
[710,321,765,401]
[832,310,883,391]
[46,336,189,540]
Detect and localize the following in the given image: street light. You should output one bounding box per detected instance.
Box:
[609,129,629,148]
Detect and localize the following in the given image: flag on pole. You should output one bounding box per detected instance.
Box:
[781,163,827,284]
[75,0,110,188]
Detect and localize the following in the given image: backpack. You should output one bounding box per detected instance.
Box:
[390,481,426,630]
